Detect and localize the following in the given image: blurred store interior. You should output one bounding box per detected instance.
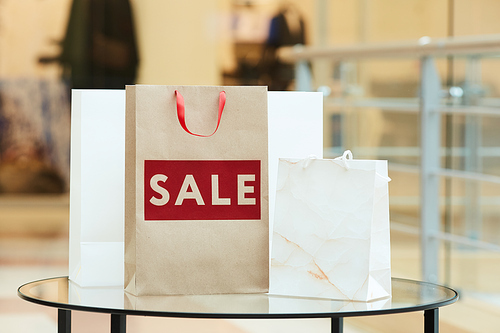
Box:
[1,0,500,332]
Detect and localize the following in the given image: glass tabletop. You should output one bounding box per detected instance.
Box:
[18,277,458,319]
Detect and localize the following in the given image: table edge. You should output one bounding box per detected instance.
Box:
[17,276,459,319]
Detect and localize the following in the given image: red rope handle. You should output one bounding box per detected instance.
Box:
[175,90,226,137]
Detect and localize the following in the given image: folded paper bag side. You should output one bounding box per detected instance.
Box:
[69,89,126,288]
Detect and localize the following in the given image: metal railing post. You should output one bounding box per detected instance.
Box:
[463,56,483,242]
[295,58,312,91]
[420,56,442,283]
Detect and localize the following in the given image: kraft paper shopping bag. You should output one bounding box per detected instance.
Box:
[125,85,269,296]
[270,151,391,301]
[69,90,125,287]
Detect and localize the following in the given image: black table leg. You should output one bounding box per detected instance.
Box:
[424,308,439,333]
[111,314,127,333]
[58,309,71,333]
[331,317,343,333]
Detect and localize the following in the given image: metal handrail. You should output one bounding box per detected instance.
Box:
[279,34,500,61]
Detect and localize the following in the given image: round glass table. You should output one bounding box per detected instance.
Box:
[18,276,458,333]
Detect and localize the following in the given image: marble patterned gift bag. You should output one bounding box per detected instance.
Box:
[270,151,391,301]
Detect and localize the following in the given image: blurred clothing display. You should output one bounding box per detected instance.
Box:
[0,0,138,193]
[0,1,73,193]
[0,80,70,193]
[231,5,270,44]
[59,0,139,89]
[267,7,305,47]
[261,4,306,90]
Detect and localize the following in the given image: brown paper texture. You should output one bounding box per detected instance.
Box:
[124,85,269,296]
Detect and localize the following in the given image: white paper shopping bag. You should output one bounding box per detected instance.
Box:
[69,90,125,287]
[270,151,391,301]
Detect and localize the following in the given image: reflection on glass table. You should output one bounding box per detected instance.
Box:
[18,277,458,333]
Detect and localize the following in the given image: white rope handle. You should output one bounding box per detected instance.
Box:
[334,150,353,170]
[303,154,318,169]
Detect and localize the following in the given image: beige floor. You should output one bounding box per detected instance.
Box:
[1,195,499,332]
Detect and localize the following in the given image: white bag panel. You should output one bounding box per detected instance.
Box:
[268,91,323,252]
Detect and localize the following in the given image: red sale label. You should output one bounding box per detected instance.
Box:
[144,160,261,221]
